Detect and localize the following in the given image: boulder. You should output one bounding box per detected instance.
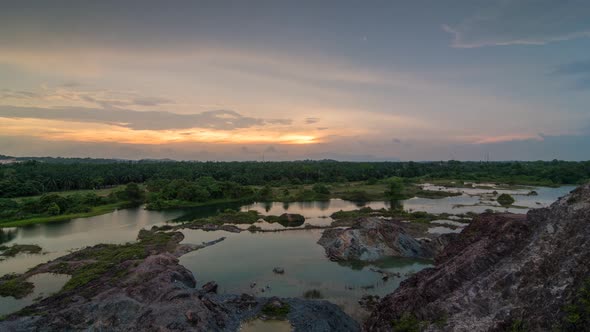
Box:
[317,218,451,261]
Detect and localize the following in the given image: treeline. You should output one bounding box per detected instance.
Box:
[145,177,255,209]
[1,159,589,198]
[0,183,143,222]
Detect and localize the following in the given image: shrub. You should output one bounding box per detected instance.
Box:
[391,313,426,332]
[561,279,590,331]
[303,289,322,299]
[261,300,290,318]
[497,194,515,206]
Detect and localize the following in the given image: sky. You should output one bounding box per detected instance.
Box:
[1,0,590,161]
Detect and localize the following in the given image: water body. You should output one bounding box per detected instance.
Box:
[0,185,573,318]
[404,185,575,215]
[179,228,429,319]
[0,207,186,274]
[0,273,70,316]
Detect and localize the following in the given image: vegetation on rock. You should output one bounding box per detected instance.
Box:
[261,300,290,319]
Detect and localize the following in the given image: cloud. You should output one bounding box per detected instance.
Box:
[59,81,82,88]
[0,86,175,109]
[443,1,590,48]
[553,60,590,76]
[468,134,544,144]
[552,59,590,90]
[305,117,320,124]
[264,145,286,154]
[0,89,41,99]
[0,105,291,131]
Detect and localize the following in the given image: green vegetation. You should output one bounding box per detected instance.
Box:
[145,177,254,209]
[0,274,34,298]
[0,244,42,258]
[0,183,142,227]
[57,231,175,294]
[264,213,305,227]
[413,189,462,199]
[509,319,528,332]
[185,210,262,226]
[330,206,441,224]
[303,289,323,299]
[181,210,306,228]
[1,159,587,200]
[0,203,124,228]
[391,313,427,332]
[561,279,590,331]
[261,301,291,319]
[497,193,516,206]
[1,159,585,226]
[385,177,406,200]
[330,207,385,220]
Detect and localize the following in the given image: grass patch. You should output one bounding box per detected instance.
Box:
[0,244,42,258]
[413,190,462,199]
[561,279,590,331]
[391,313,427,332]
[261,301,290,319]
[0,274,34,298]
[330,207,440,224]
[11,186,125,203]
[188,210,263,226]
[0,203,125,228]
[330,207,386,220]
[145,197,250,210]
[58,230,175,294]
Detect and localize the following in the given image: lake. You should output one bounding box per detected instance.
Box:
[0,184,574,317]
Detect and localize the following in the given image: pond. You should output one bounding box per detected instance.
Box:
[0,273,70,316]
[0,184,574,319]
[179,228,429,319]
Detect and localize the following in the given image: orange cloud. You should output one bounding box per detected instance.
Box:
[0,117,320,145]
[469,134,544,144]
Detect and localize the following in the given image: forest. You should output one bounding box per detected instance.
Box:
[0,158,588,226]
[1,159,589,199]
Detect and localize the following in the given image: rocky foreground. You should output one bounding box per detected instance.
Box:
[0,229,359,331]
[365,184,590,331]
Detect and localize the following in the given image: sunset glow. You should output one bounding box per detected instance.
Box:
[0,118,322,145]
[0,2,589,161]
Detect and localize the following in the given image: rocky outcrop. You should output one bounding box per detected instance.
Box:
[317,218,455,261]
[0,229,359,332]
[365,184,590,331]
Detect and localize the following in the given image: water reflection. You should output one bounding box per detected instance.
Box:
[179,229,430,319]
[0,185,573,318]
[0,206,184,274]
[0,273,70,316]
[171,201,246,222]
[0,228,17,244]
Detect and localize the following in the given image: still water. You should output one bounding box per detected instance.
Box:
[0,185,574,318]
[179,228,429,318]
[0,273,70,316]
